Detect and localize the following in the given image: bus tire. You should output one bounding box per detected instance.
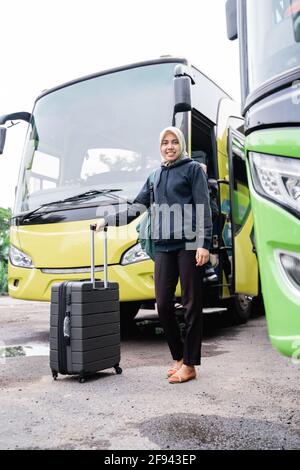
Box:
[227,294,253,325]
[120,301,140,337]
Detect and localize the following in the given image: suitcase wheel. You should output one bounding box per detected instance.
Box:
[79,376,86,384]
[115,366,122,375]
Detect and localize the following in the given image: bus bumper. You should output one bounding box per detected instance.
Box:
[8,260,158,303]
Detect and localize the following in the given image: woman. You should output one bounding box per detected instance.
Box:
[96,127,212,384]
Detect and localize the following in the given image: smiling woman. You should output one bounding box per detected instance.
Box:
[96,125,212,383]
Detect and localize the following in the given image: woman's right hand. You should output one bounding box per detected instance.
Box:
[95,218,106,231]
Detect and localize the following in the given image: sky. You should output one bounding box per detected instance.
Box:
[0,0,240,210]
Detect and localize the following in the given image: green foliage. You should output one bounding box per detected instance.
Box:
[0,208,12,294]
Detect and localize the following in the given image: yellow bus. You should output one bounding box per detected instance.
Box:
[0,57,259,331]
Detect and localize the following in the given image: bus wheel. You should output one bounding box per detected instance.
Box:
[120,301,141,337]
[228,294,253,325]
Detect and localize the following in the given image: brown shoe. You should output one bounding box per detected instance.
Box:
[168,366,196,384]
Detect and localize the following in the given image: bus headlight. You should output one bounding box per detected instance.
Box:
[121,243,150,265]
[249,153,300,216]
[9,245,34,268]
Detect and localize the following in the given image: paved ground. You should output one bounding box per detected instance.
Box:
[0,295,299,450]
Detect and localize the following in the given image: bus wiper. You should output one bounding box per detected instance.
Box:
[59,189,125,204]
[12,189,132,223]
[61,189,134,205]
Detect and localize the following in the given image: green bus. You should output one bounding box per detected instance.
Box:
[226,0,300,358]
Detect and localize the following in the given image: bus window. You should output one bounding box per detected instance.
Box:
[23,150,60,210]
[191,108,215,177]
[246,0,300,92]
[80,148,142,183]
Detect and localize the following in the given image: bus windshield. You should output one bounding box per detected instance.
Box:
[246,0,300,93]
[15,62,177,214]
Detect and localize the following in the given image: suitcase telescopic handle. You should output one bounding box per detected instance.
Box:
[90,224,108,289]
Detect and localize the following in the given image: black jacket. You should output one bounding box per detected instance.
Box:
[106,157,212,251]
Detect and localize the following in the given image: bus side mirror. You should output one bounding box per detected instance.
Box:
[0,127,7,154]
[293,13,300,42]
[173,64,195,115]
[226,0,238,40]
[0,112,31,125]
[0,111,32,155]
[174,75,192,113]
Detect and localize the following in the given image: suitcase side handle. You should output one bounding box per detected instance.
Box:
[90,224,108,289]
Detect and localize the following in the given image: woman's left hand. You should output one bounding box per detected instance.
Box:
[196,248,209,267]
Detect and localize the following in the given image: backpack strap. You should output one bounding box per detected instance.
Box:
[149,168,159,205]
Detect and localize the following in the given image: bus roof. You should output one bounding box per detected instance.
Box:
[36,57,188,102]
[36,56,231,103]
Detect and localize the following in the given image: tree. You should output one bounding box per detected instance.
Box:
[0,208,12,294]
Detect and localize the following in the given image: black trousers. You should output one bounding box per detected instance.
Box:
[154,250,204,365]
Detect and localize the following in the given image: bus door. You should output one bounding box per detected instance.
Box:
[228,126,259,296]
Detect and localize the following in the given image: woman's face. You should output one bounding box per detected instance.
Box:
[160,132,181,162]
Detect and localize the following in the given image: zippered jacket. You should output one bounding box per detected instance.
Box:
[106,157,212,250]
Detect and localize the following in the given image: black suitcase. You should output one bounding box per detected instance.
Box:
[50,225,122,383]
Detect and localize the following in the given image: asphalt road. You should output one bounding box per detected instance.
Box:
[0,295,299,450]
